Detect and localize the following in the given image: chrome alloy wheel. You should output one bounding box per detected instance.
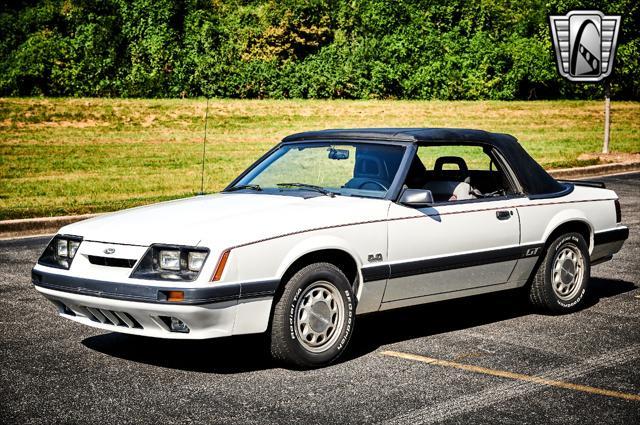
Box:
[552,245,585,300]
[294,281,345,353]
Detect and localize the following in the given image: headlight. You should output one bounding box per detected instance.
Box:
[188,251,207,271]
[130,245,209,281]
[57,239,68,257]
[38,235,83,269]
[159,250,181,271]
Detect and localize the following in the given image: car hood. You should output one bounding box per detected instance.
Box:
[60,193,391,249]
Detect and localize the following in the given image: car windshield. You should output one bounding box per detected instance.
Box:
[229,142,407,198]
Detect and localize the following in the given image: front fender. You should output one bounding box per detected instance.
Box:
[275,234,364,281]
[224,221,388,299]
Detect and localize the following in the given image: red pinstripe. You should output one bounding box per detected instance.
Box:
[227,197,616,250]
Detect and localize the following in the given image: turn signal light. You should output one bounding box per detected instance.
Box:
[211,250,230,281]
[167,291,184,302]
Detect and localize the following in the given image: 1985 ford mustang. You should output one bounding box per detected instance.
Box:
[32,128,628,367]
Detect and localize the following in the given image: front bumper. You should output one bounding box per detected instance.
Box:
[32,269,278,339]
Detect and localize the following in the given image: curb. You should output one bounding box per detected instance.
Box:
[2,163,639,239]
[548,161,640,180]
[0,213,101,239]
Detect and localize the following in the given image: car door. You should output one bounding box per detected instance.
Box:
[382,198,521,307]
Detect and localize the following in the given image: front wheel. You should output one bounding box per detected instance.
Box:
[270,263,355,368]
[528,232,590,313]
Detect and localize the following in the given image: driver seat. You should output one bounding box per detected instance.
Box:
[344,154,389,190]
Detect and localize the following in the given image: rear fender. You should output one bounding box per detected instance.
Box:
[541,209,593,253]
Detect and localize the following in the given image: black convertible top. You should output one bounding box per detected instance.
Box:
[282,128,564,196]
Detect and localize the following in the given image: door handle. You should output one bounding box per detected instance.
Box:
[496,210,512,220]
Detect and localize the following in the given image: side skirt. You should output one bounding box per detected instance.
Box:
[379,280,523,311]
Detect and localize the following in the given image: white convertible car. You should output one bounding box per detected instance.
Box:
[33,128,628,367]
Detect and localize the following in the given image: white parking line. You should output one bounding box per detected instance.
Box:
[380,344,640,425]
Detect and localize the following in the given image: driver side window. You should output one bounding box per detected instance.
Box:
[404,145,515,203]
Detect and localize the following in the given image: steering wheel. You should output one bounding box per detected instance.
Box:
[357,179,388,191]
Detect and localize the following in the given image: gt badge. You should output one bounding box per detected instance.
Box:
[525,247,541,257]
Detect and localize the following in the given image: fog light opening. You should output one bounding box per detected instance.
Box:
[167,316,190,333]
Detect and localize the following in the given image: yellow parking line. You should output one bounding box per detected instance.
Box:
[381,350,640,402]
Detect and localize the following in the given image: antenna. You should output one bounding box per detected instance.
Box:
[199,97,209,195]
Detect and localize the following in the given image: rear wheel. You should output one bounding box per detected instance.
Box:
[270,263,355,368]
[529,232,590,313]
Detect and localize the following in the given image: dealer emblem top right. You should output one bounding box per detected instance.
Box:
[549,10,621,82]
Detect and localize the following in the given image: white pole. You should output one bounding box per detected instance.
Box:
[603,79,611,154]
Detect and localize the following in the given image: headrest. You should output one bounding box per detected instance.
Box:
[434,156,468,173]
[356,155,383,177]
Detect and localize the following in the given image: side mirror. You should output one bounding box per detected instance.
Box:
[399,188,434,207]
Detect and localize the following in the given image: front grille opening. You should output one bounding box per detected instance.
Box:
[88,255,137,268]
[51,300,76,316]
[84,307,143,329]
[61,303,76,316]
[119,311,143,329]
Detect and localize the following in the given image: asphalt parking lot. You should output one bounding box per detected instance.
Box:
[1,172,638,424]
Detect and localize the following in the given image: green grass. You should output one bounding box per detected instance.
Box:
[1,98,639,220]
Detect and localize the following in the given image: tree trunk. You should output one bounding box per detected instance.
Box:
[603,80,611,154]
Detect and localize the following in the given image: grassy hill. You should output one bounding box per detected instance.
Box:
[1,98,639,220]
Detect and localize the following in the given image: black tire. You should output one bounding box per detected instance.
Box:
[529,232,590,313]
[270,262,355,368]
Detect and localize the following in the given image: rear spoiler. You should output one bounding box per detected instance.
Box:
[557,179,606,189]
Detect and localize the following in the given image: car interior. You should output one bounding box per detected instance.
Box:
[339,143,516,202]
[403,144,516,203]
[343,145,404,192]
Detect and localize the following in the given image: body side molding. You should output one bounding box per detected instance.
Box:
[360,243,543,283]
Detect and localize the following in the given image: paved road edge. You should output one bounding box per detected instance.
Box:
[548,161,640,179]
[0,213,102,239]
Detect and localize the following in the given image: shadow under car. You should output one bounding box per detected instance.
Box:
[82,277,636,373]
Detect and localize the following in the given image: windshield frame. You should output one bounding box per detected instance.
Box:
[224,139,416,201]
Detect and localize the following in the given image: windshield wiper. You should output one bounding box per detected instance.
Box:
[276,183,335,197]
[224,184,262,192]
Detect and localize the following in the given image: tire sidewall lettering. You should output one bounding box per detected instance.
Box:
[557,287,585,308]
[555,235,579,253]
[337,289,354,350]
[547,233,589,310]
[289,288,302,340]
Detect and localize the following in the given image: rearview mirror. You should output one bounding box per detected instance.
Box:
[399,188,434,207]
[328,148,349,160]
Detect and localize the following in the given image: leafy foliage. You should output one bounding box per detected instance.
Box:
[1,0,638,99]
